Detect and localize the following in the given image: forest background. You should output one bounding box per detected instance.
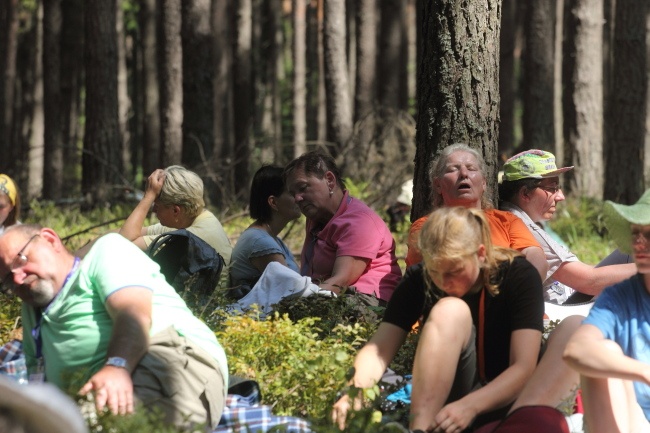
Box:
[1,0,649,217]
[0,0,646,431]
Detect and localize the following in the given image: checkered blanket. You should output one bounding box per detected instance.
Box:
[215,394,312,432]
[0,339,23,377]
[0,340,312,432]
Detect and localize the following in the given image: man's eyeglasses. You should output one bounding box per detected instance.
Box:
[537,185,562,195]
[1,234,39,295]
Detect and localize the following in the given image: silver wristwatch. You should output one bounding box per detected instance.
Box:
[105,356,129,370]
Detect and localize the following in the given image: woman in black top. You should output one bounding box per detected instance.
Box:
[331,207,545,431]
[409,207,544,432]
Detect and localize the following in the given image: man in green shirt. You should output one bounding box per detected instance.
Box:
[0,224,227,429]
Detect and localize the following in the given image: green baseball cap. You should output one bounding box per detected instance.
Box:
[502,150,573,182]
[604,189,650,254]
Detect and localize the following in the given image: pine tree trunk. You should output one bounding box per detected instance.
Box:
[293,0,308,157]
[499,0,516,155]
[233,0,253,199]
[60,0,84,195]
[604,0,646,203]
[116,0,131,179]
[28,1,44,200]
[83,0,122,202]
[413,0,501,220]
[522,1,556,150]
[159,0,183,166]
[182,0,213,169]
[43,0,63,200]
[0,0,19,172]
[140,0,161,174]
[322,0,352,155]
[563,0,603,198]
[211,0,234,204]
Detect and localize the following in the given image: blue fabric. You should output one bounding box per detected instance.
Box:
[583,274,650,420]
[386,382,412,404]
[230,228,299,288]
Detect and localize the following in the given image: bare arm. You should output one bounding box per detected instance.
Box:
[564,324,650,383]
[78,286,153,415]
[521,246,548,281]
[332,322,408,429]
[553,262,637,296]
[319,255,370,294]
[119,169,165,249]
[250,253,288,273]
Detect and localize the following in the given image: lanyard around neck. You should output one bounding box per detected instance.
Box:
[32,257,80,359]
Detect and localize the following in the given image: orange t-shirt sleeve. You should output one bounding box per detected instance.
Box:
[486,209,541,251]
[406,216,428,266]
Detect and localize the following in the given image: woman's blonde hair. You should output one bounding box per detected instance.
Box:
[418,207,520,296]
[158,165,205,218]
[428,143,492,209]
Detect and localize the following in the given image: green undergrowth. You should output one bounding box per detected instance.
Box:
[548,196,619,265]
[0,197,613,432]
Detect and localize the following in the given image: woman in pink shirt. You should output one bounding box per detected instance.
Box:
[283,151,402,305]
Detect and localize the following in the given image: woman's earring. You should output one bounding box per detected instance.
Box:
[329,189,333,196]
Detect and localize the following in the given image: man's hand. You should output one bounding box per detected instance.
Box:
[79,365,135,415]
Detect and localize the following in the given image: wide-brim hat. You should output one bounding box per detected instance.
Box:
[0,375,88,433]
[603,189,650,255]
[502,150,573,182]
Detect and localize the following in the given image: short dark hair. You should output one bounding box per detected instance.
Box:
[498,178,541,203]
[282,150,346,190]
[250,165,285,222]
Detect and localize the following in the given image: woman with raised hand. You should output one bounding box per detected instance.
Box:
[283,151,402,306]
[229,165,302,296]
[119,165,232,264]
[0,174,20,234]
[405,144,547,280]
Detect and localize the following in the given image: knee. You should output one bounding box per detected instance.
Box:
[425,297,472,328]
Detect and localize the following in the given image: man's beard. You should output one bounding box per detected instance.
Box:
[24,279,56,308]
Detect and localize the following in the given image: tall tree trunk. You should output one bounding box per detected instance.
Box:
[212,0,234,205]
[413,0,501,220]
[233,0,253,199]
[140,0,160,174]
[83,0,122,202]
[60,0,84,195]
[345,0,355,100]
[43,0,63,200]
[258,0,283,162]
[603,0,646,203]
[116,0,131,179]
[499,0,516,155]
[377,0,407,113]
[293,0,307,157]
[553,0,564,160]
[522,1,556,150]
[563,0,603,198]
[182,0,213,169]
[352,0,376,165]
[28,1,44,200]
[0,0,19,172]
[322,0,352,155]
[306,0,327,146]
[159,0,183,166]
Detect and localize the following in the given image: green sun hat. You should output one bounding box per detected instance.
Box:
[502,149,573,182]
[604,189,650,254]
